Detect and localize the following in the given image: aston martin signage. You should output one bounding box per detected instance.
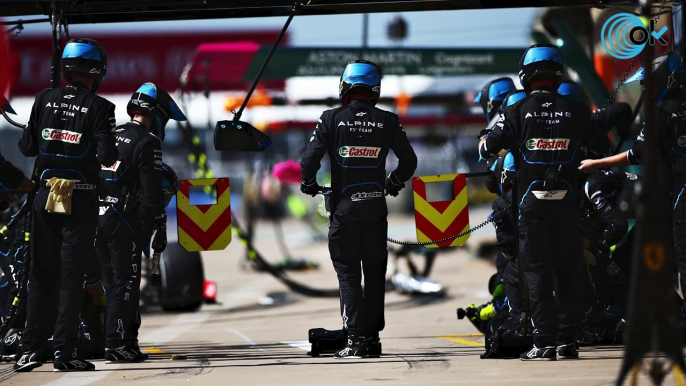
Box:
[244,47,523,79]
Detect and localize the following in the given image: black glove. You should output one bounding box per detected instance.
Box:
[152,225,167,254]
[152,213,167,253]
[385,172,405,197]
[301,178,320,197]
[477,127,493,139]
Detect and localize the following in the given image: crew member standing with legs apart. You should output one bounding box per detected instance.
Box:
[301,60,417,359]
[15,38,118,372]
[97,83,186,362]
[479,44,610,361]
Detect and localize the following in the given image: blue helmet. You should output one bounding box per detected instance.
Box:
[474,77,517,121]
[486,151,516,194]
[558,81,581,101]
[519,44,564,93]
[161,163,179,207]
[127,83,187,142]
[625,51,686,103]
[503,90,527,108]
[339,60,381,105]
[61,38,108,92]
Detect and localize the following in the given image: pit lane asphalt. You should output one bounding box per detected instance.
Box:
[2,213,682,386]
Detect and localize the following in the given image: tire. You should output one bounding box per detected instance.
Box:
[159,242,204,312]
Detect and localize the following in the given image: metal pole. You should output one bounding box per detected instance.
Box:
[233,1,305,122]
[362,13,369,49]
[49,5,61,89]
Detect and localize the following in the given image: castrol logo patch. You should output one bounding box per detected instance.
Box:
[525,138,570,151]
[42,128,82,144]
[338,146,381,158]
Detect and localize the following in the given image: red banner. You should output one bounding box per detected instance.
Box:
[10,30,285,96]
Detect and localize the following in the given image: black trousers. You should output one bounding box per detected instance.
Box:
[518,183,584,347]
[95,209,144,348]
[23,189,98,353]
[328,214,388,337]
[502,259,524,319]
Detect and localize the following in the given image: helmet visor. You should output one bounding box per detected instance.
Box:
[522,46,563,66]
[473,90,482,104]
[342,62,380,87]
[62,42,102,60]
[488,79,516,100]
[168,100,187,121]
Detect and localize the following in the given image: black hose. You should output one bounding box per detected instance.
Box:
[1,109,26,130]
[232,213,339,298]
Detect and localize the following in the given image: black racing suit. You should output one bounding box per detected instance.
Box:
[492,190,525,319]
[626,91,686,306]
[479,91,610,347]
[96,122,163,349]
[301,99,417,338]
[18,86,118,354]
[581,171,637,328]
[591,102,633,139]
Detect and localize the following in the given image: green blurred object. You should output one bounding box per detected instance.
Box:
[492,283,506,299]
[287,195,308,219]
[479,303,496,321]
[273,258,319,271]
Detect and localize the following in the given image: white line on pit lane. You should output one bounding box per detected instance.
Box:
[281,341,311,352]
[42,312,210,386]
[227,329,268,352]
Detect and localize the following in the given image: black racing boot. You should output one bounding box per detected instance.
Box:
[13,350,44,372]
[519,345,557,361]
[131,340,149,360]
[334,336,368,359]
[557,343,579,359]
[104,346,146,363]
[53,349,95,372]
[366,335,382,358]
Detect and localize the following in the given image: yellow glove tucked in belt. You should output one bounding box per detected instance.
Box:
[45,178,75,215]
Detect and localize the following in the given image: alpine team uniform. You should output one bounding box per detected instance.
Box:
[96,121,163,355]
[301,60,417,358]
[302,100,417,337]
[479,44,610,357]
[96,82,184,362]
[16,38,117,372]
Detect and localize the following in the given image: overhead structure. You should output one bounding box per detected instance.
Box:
[2,0,640,24]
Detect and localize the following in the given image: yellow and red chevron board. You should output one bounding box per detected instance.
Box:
[177,178,231,252]
[413,174,469,248]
